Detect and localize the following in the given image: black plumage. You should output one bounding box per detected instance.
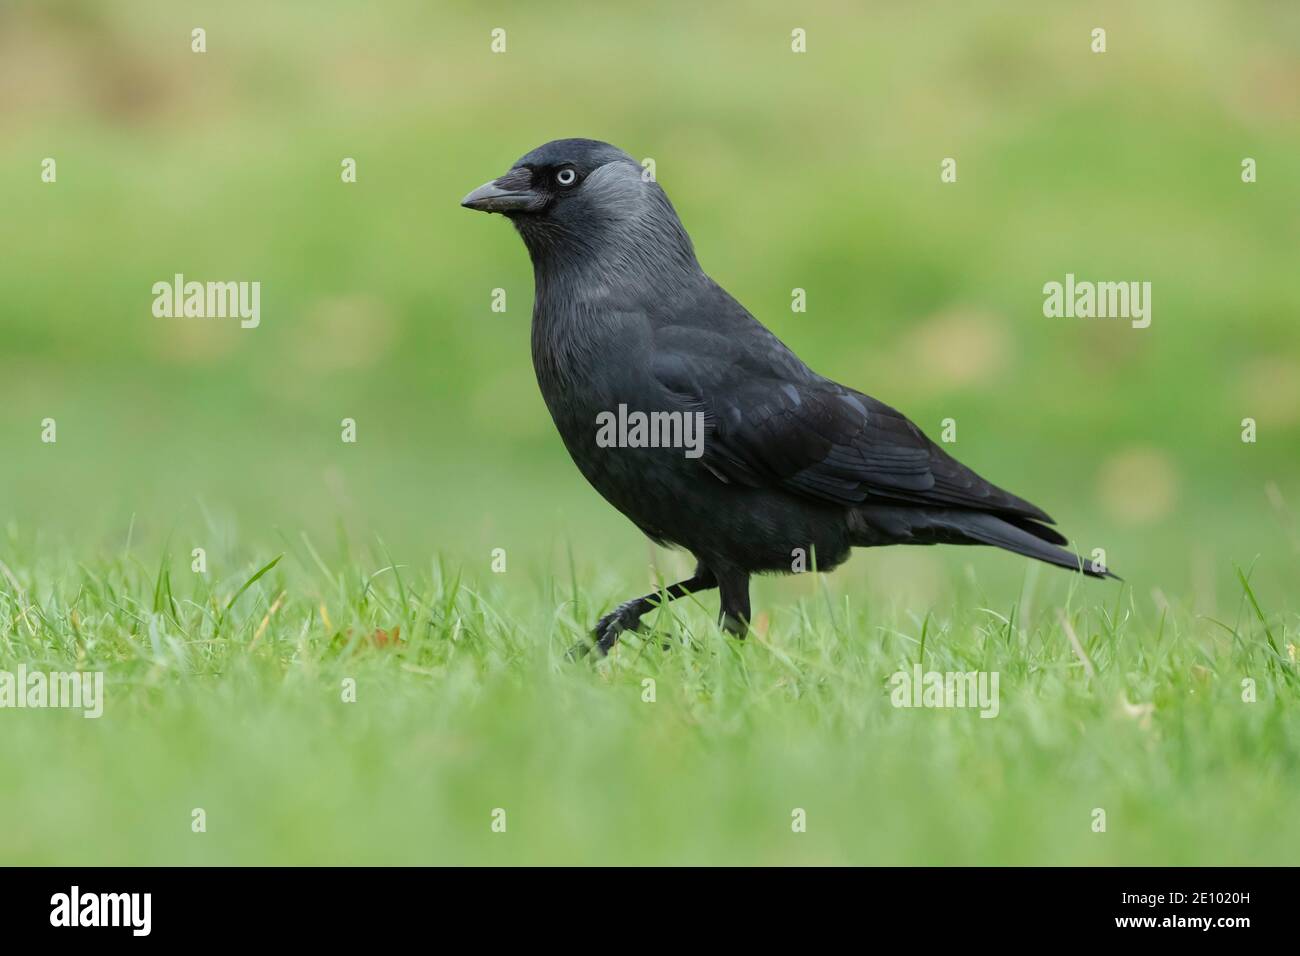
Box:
[462,139,1115,653]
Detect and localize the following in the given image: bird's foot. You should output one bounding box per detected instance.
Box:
[591,601,648,655]
[720,613,749,639]
[564,602,647,660]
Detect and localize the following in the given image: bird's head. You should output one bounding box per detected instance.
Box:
[461,138,696,273]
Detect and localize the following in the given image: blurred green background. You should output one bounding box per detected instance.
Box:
[2,0,1298,601]
[1,1,1299,866]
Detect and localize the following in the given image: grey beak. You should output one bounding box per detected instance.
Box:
[461,169,544,214]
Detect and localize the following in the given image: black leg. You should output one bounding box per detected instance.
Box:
[571,567,718,658]
[716,569,751,638]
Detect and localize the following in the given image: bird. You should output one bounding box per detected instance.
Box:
[462,138,1116,654]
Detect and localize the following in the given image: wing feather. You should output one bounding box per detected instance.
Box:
[650,329,1053,524]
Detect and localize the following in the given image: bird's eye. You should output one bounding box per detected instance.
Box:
[555,167,577,187]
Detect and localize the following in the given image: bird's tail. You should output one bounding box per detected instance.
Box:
[956,512,1117,579]
[851,506,1119,579]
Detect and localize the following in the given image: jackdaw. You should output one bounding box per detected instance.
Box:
[462,138,1115,654]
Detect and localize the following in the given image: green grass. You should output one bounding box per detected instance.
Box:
[1,529,1296,865]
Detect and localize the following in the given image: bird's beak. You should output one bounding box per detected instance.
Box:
[460,168,544,214]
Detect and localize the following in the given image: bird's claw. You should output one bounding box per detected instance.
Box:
[595,604,646,654]
[563,601,648,657]
[564,603,645,660]
[566,597,688,659]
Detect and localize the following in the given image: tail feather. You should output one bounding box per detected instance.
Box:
[1002,515,1069,546]
[850,506,1118,579]
[949,512,1117,579]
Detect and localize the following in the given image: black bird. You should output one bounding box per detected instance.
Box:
[462,139,1114,654]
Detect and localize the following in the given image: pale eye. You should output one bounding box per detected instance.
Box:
[555,167,577,187]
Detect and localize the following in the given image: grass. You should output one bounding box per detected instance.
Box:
[2,529,1296,865]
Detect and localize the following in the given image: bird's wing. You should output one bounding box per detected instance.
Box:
[651,324,1055,524]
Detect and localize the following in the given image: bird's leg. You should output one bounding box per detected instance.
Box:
[716,570,751,639]
[573,567,718,658]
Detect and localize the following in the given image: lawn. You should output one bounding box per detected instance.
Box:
[1,531,1296,865]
